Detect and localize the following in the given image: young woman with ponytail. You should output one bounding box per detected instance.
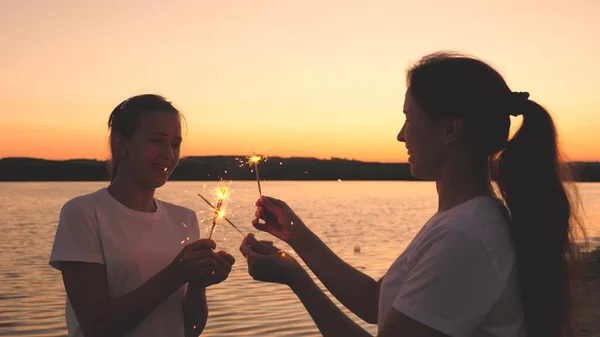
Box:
[239,52,586,337]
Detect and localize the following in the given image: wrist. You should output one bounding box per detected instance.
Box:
[287,264,310,289]
[164,260,187,289]
[287,224,313,249]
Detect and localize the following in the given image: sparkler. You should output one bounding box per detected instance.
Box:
[207,186,228,239]
[198,193,246,238]
[237,153,267,197]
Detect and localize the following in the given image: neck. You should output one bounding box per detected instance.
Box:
[435,155,495,212]
[107,174,156,213]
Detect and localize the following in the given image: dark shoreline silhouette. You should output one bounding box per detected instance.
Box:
[1,156,599,182]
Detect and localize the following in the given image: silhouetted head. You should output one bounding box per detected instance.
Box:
[397,51,527,179]
[107,94,182,189]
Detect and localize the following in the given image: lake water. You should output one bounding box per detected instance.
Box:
[1,181,599,337]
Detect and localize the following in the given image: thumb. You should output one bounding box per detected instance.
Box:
[252,217,273,233]
[257,196,280,214]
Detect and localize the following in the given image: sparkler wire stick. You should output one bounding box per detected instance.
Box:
[254,161,262,196]
[198,193,246,237]
[208,198,223,239]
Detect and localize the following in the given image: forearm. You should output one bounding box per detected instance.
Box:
[290,268,373,337]
[90,265,184,337]
[183,281,208,337]
[290,230,379,323]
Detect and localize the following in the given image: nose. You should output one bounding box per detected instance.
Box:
[162,143,175,160]
[397,123,406,143]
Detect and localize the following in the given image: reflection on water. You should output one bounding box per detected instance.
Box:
[1,181,598,336]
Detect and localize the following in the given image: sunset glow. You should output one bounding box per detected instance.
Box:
[1,1,599,162]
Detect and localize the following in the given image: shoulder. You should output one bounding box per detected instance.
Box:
[60,189,106,215]
[156,199,197,219]
[429,196,516,282]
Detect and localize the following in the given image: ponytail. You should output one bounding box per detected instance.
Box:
[491,100,586,337]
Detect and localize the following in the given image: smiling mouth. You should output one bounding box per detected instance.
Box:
[153,163,169,172]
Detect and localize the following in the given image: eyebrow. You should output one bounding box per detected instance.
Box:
[154,132,182,140]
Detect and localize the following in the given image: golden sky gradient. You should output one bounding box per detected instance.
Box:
[1,0,599,162]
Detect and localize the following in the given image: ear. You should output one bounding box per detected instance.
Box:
[110,132,129,157]
[442,117,463,144]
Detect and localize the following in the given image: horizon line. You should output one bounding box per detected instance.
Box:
[2,156,599,165]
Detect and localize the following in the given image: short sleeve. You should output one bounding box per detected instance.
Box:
[49,199,105,270]
[189,209,201,240]
[391,230,502,337]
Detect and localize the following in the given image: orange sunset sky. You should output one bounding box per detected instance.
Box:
[1,0,599,163]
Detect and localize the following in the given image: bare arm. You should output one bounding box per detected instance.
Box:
[241,238,447,337]
[60,261,186,337]
[289,231,381,323]
[253,197,384,323]
[183,281,208,337]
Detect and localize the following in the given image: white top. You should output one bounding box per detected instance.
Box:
[49,188,200,337]
[378,196,526,337]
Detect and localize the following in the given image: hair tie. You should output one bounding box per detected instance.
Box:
[507,91,529,116]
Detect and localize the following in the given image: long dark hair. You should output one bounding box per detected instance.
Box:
[107,94,180,182]
[407,51,587,337]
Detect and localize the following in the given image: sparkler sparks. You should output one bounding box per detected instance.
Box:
[237,153,267,196]
[198,193,246,238]
[208,186,229,239]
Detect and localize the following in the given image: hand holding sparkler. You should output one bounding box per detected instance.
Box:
[169,239,217,285]
[252,196,308,243]
[239,233,302,286]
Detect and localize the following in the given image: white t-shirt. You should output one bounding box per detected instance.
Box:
[49,188,201,337]
[378,196,526,337]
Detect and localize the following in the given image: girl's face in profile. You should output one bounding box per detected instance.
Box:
[397,89,448,180]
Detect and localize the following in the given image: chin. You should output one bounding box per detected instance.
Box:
[152,178,169,189]
[409,163,435,180]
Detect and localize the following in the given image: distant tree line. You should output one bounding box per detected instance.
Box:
[1,156,599,182]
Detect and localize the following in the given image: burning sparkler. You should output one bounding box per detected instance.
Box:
[207,186,229,239]
[237,153,267,196]
[198,192,246,238]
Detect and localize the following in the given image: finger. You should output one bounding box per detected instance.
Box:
[218,251,236,265]
[184,250,215,261]
[257,196,281,213]
[213,254,232,273]
[187,257,214,270]
[239,237,250,257]
[252,218,274,234]
[263,196,289,209]
[247,235,279,255]
[188,239,217,250]
[255,206,263,219]
[239,238,257,259]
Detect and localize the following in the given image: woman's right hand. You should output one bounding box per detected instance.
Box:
[252,196,309,244]
[169,239,217,285]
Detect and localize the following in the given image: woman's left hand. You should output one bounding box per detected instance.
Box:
[193,251,235,287]
[239,234,303,286]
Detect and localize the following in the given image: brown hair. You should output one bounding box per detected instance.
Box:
[407,51,587,337]
[107,94,180,182]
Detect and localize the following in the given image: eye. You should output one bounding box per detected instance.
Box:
[172,142,181,149]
